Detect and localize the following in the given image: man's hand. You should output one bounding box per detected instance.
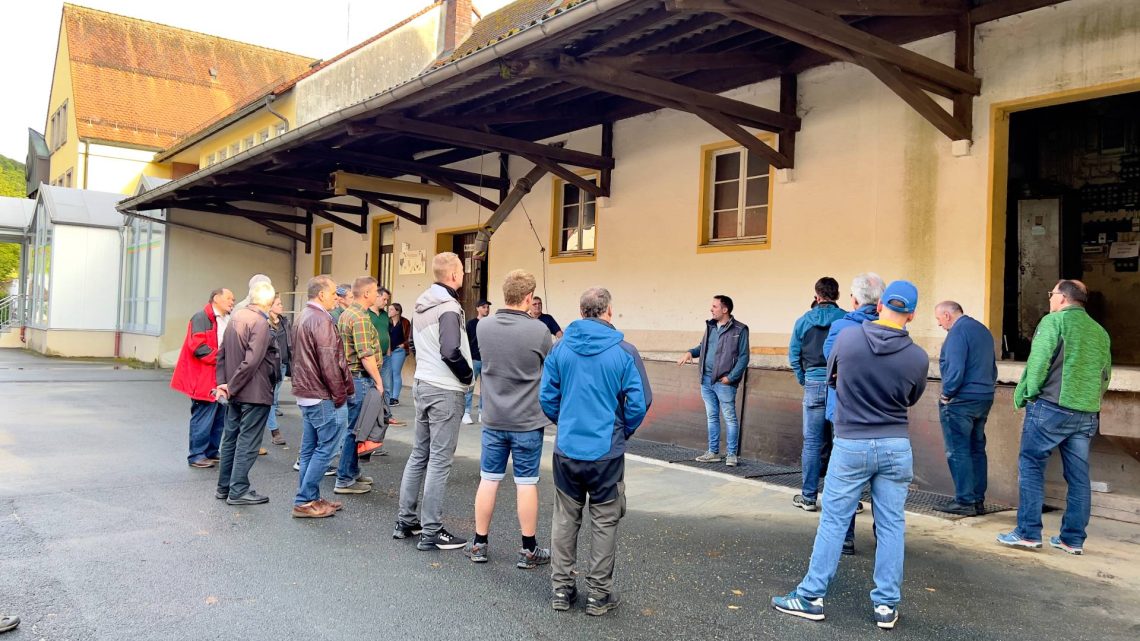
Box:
[677,352,693,366]
[214,384,229,400]
[720,376,730,385]
[373,378,385,395]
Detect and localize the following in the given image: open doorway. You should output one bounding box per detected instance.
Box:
[435,227,488,319]
[1002,90,1140,365]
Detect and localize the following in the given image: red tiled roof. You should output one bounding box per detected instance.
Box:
[62,3,316,149]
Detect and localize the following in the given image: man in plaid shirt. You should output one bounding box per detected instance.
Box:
[334,276,385,495]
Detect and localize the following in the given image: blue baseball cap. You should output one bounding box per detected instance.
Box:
[882,280,918,313]
[335,286,348,297]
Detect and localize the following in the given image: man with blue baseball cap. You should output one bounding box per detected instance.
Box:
[773,279,930,631]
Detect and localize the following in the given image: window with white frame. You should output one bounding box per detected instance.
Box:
[316,226,333,274]
[230,142,241,157]
[258,128,270,144]
[243,135,254,151]
[121,212,167,334]
[218,148,228,161]
[705,145,771,244]
[554,175,598,256]
[49,101,68,151]
[274,123,287,137]
[206,153,216,167]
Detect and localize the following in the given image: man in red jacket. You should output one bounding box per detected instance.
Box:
[171,288,234,468]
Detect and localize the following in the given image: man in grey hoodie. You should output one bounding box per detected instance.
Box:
[394,252,473,552]
[463,270,553,568]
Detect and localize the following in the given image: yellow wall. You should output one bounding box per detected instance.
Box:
[24,328,117,358]
[160,92,299,169]
[46,20,79,187]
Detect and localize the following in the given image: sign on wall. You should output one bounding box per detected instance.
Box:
[398,243,425,275]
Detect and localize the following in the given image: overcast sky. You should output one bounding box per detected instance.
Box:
[0,0,514,161]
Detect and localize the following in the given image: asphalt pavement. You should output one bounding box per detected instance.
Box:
[1,348,1138,641]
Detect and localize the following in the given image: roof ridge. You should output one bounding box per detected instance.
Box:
[62,3,317,62]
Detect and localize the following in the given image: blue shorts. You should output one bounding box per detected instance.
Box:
[480,427,545,485]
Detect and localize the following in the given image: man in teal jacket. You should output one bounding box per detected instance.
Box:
[541,287,652,616]
[998,280,1111,555]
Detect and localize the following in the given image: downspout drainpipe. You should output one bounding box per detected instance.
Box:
[114,223,126,358]
[265,94,289,132]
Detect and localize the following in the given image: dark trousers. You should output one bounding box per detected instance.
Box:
[216,402,270,498]
[551,454,626,598]
[187,399,224,464]
[938,397,993,504]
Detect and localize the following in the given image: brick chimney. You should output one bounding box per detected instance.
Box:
[443,0,474,53]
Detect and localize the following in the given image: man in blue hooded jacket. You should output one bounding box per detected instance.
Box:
[789,277,846,510]
[541,287,652,617]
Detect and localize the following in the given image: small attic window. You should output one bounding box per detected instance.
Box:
[208,67,218,80]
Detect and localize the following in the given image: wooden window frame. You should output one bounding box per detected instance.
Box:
[697,137,776,253]
[549,171,599,264]
[370,215,397,293]
[313,224,334,275]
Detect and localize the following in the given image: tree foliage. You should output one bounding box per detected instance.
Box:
[0,154,24,198]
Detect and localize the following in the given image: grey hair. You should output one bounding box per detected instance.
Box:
[580,287,612,319]
[851,272,885,306]
[249,281,276,307]
[936,300,964,315]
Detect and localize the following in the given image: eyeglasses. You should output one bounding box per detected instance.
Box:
[1046,290,1061,298]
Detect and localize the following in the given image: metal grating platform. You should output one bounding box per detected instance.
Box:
[628,438,1013,519]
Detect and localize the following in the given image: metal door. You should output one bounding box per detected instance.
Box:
[1017,198,1061,342]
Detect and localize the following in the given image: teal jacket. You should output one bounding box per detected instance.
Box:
[1014,307,1111,412]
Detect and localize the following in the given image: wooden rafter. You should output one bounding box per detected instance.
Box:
[584,51,785,74]
[297,148,509,190]
[697,108,790,169]
[523,153,607,198]
[855,53,969,140]
[312,209,367,234]
[798,0,966,16]
[355,192,428,226]
[427,174,500,212]
[245,217,308,244]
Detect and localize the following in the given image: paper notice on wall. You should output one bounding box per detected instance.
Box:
[399,249,426,275]
[1108,241,1140,259]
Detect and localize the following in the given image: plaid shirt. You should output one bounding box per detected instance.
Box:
[338,303,379,376]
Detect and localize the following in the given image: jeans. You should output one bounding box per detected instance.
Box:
[389,347,407,402]
[397,382,464,535]
[295,400,346,505]
[216,402,271,499]
[938,397,993,504]
[699,375,739,455]
[1014,399,1099,547]
[800,380,829,501]
[798,437,913,607]
[464,360,484,413]
[187,399,224,464]
[336,376,374,487]
[480,428,545,484]
[267,364,288,430]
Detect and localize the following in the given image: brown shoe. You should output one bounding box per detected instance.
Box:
[292,501,335,518]
[258,447,268,456]
[388,418,406,426]
[316,498,344,511]
[271,430,287,446]
[189,459,215,469]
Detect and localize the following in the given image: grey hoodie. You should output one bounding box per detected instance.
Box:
[413,283,473,392]
[477,309,553,432]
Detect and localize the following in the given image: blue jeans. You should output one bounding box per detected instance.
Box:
[939,397,993,504]
[389,347,407,402]
[336,376,374,487]
[480,427,545,484]
[187,399,224,464]
[800,380,829,501]
[465,360,483,413]
[1014,399,1099,546]
[798,437,913,607]
[267,364,288,430]
[295,400,346,505]
[700,376,739,455]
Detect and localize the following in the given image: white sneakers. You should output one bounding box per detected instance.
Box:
[462,413,474,425]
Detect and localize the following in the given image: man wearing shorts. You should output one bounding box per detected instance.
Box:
[464,270,554,568]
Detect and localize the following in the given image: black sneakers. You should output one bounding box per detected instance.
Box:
[417,528,468,551]
[392,520,424,540]
[226,491,269,506]
[586,592,621,616]
[551,586,578,611]
[934,500,978,516]
[874,604,899,629]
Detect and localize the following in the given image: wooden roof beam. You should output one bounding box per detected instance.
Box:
[354,192,428,226]
[856,53,970,140]
[297,148,509,190]
[798,0,967,16]
[584,51,785,74]
[246,217,308,244]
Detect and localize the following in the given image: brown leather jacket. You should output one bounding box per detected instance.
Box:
[290,302,354,407]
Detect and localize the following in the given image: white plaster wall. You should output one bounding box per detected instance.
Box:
[296,0,1140,354]
[48,224,120,331]
[81,143,159,195]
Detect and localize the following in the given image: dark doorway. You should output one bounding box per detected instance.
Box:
[451,231,487,319]
[1003,91,1140,365]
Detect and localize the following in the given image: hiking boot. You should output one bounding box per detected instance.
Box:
[517,546,551,569]
[771,591,824,621]
[842,539,855,556]
[292,501,335,518]
[333,482,372,495]
[793,495,817,512]
[417,528,467,551]
[586,592,620,616]
[996,531,1041,550]
[1049,536,1084,555]
[392,520,423,539]
[726,454,739,467]
[874,604,899,629]
[552,586,577,611]
[226,491,269,506]
[934,500,977,516]
[465,541,489,563]
[270,430,286,445]
[695,450,722,463]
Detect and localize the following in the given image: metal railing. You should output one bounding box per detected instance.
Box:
[0,294,25,332]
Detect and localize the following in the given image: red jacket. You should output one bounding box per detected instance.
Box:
[171,304,222,402]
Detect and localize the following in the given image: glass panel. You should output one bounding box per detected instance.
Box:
[146,300,161,331]
[744,207,767,238]
[562,205,579,230]
[319,255,333,274]
[714,181,739,210]
[322,231,333,249]
[380,222,394,246]
[714,152,740,181]
[746,176,769,207]
[562,229,579,252]
[148,229,165,301]
[583,202,596,228]
[581,225,596,251]
[746,150,770,177]
[713,210,738,240]
[562,183,579,206]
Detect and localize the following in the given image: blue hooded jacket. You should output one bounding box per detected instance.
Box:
[789,302,846,385]
[541,318,653,461]
[823,304,879,422]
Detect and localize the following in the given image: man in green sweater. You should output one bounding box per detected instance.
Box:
[998,280,1111,556]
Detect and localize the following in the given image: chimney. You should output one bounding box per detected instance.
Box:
[443,0,474,53]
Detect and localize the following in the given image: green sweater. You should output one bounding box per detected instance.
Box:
[1014,307,1111,412]
[368,309,391,356]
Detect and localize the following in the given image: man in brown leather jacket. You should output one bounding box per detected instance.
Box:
[290,276,355,518]
[215,280,280,506]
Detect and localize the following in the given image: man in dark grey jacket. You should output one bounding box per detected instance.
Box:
[463,270,553,569]
[215,280,280,506]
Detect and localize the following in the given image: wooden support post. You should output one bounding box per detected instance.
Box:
[601,122,613,197]
[855,53,970,141]
[953,14,975,141]
[779,74,797,168]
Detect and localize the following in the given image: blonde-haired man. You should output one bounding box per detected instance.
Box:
[464,269,553,568]
[395,252,474,550]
